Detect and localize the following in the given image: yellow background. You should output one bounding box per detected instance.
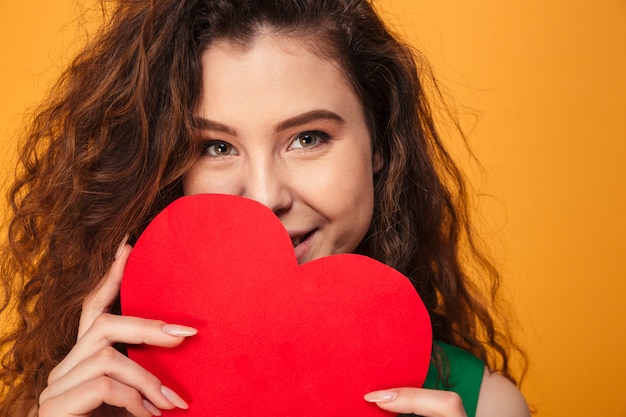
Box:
[1,0,625,415]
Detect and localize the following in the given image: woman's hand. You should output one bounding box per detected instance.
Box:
[364,370,530,417]
[365,388,467,417]
[38,237,197,417]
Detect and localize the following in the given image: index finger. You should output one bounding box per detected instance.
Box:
[77,235,130,339]
[365,387,467,417]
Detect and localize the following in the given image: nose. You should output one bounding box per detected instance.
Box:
[242,157,293,215]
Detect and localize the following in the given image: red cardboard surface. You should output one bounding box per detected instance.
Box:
[121,194,432,416]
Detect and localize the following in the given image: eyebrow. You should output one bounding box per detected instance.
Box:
[192,109,345,136]
[192,117,237,136]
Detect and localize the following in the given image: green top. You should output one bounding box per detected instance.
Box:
[406,341,485,417]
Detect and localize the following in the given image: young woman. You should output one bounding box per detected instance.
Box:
[0,1,529,416]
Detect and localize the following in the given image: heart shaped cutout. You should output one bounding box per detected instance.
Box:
[121,194,431,416]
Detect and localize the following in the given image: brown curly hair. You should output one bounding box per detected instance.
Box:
[0,0,525,414]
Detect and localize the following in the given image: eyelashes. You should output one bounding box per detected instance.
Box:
[201,130,332,157]
[288,130,331,150]
[202,141,237,157]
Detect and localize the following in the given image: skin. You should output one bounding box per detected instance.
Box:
[183,35,379,264]
[38,35,530,417]
[38,239,191,417]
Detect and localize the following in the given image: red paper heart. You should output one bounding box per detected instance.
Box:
[121,194,431,416]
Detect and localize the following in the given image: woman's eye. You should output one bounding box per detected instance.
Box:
[289,131,330,150]
[202,141,237,156]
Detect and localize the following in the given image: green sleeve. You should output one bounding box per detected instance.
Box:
[420,341,484,417]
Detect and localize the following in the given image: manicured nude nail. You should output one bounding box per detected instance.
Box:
[161,385,189,409]
[162,324,198,337]
[115,234,130,259]
[364,390,398,403]
[143,399,162,416]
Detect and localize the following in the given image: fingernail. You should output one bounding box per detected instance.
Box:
[162,324,198,337]
[161,385,189,409]
[143,399,162,416]
[364,390,398,403]
[115,234,130,259]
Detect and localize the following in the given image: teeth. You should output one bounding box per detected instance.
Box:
[291,230,314,248]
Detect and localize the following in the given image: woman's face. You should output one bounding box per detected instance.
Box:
[183,35,380,264]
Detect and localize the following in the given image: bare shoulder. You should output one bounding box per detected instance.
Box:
[475,367,530,417]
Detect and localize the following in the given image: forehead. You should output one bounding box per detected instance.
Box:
[197,35,360,117]
[204,32,351,84]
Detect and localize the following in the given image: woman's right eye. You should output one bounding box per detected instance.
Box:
[202,141,237,157]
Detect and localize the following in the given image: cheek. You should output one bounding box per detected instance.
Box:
[182,164,208,196]
[182,164,236,196]
[301,161,371,204]
[304,154,375,226]
[328,180,375,254]
[181,170,196,196]
[336,156,376,234]
[337,153,376,201]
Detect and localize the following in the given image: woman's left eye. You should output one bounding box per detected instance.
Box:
[289,131,331,150]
